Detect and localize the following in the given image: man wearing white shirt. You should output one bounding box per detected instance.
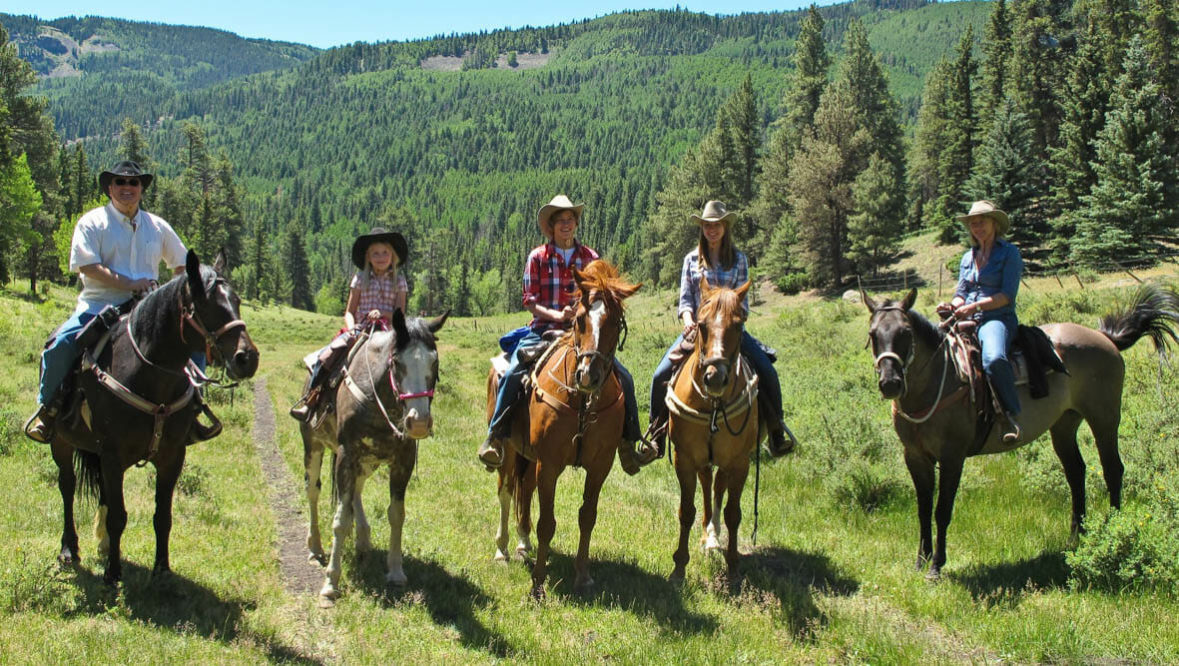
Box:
[25,161,187,443]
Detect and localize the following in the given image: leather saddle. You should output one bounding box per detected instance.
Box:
[944,318,1068,413]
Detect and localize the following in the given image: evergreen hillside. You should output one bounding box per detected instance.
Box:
[0,12,318,137]
[6,1,990,315]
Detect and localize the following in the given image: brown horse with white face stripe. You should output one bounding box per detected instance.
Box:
[300,309,446,603]
[864,286,1179,580]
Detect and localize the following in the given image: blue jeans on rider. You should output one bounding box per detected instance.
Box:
[39,311,95,406]
[487,330,641,441]
[649,330,783,427]
[978,314,1020,415]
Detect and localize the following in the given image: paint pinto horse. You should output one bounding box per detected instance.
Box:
[300,309,447,603]
[488,260,640,598]
[666,277,760,582]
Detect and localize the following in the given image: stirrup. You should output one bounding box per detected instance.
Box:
[477,436,503,470]
[24,405,55,444]
[642,420,668,459]
[1002,412,1022,444]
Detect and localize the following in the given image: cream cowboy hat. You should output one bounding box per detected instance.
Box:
[690,200,737,226]
[537,195,585,238]
[956,200,1010,236]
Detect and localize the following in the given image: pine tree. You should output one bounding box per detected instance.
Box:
[1071,37,1178,266]
[932,26,979,242]
[908,60,953,232]
[1008,0,1069,160]
[980,0,1013,120]
[0,153,42,285]
[71,143,94,217]
[965,98,1044,249]
[119,118,157,210]
[848,152,903,276]
[285,225,315,310]
[214,153,246,269]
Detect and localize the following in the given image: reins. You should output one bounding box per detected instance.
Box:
[342,329,436,439]
[871,305,967,424]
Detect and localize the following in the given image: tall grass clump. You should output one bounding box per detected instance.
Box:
[1067,504,1179,593]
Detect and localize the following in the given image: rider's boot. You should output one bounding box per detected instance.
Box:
[290,365,325,422]
[763,420,798,457]
[477,432,505,470]
[1001,411,1022,444]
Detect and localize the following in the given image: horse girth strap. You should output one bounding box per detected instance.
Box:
[664,379,758,425]
[81,347,197,464]
[532,380,624,417]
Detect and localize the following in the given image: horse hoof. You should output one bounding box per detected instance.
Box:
[320,583,341,601]
[669,570,685,585]
[309,552,327,566]
[103,572,121,587]
[317,595,336,609]
[386,571,408,587]
[924,569,942,582]
[57,551,80,567]
[495,550,509,562]
[574,576,595,595]
[703,537,721,552]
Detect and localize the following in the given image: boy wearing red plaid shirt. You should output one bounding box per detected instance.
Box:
[477,195,652,474]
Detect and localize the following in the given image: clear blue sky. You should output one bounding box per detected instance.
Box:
[3,1,835,49]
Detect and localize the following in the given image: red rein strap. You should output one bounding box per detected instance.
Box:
[385,364,434,401]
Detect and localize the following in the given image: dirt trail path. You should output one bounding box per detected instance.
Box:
[251,376,322,594]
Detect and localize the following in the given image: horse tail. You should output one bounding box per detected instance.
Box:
[329,450,339,506]
[73,450,102,501]
[1099,285,1179,353]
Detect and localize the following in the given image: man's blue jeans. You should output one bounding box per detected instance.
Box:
[39,311,95,406]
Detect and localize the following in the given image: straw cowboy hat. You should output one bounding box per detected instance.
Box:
[536,195,585,238]
[690,200,737,226]
[351,227,408,269]
[98,160,154,192]
[956,200,1010,236]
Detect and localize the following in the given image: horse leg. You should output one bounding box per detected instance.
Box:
[903,447,936,571]
[495,463,513,561]
[721,465,750,576]
[353,469,372,552]
[929,456,965,581]
[670,456,698,583]
[321,455,357,601]
[531,462,561,599]
[1049,411,1087,537]
[1088,413,1124,511]
[573,463,609,594]
[100,452,127,585]
[701,467,720,551]
[151,448,186,577]
[518,458,536,556]
[52,444,80,565]
[304,444,327,564]
[386,447,415,587]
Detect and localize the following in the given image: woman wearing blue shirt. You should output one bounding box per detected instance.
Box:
[945,200,1025,442]
[645,201,795,463]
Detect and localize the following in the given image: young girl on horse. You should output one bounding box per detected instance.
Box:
[476,195,654,474]
[647,200,796,459]
[290,227,408,421]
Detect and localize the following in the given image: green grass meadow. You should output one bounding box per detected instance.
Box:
[2,263,1179,664]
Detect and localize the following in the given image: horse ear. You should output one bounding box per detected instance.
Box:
[427,310,449,333]
[735,280,751,300]
[857,276,876,313]
[901,288,917,311]
[616,281,642,300]
[213,248,228,276]
[392,307,409,348]
[186,249,206,301]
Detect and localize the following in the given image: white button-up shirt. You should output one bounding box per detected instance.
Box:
[69,202,187,314]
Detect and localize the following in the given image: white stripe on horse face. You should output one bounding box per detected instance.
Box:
[588,299,607,350]
[399,341,436,414]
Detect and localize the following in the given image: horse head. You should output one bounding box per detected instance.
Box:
[184,249,259,380]
[696,276,749,397]
[862,287,918,399]
[389,308,448,439]
[569,260,641,394]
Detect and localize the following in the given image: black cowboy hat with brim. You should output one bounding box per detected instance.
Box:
[98,160,154,193]
[351,227,408,269]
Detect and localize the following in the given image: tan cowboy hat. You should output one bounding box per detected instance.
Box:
[536,195,585,238]
[956,200,1010,236]
[690,200,737,226]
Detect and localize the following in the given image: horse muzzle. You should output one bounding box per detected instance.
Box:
[701,358,730,397]
[404,406,433,440]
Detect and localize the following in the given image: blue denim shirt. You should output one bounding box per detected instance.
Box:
[678,248,749,318]
[954,239,1023,322]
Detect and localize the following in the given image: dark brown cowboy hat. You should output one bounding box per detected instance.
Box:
[98,160,154,193]
[351,227,408,269]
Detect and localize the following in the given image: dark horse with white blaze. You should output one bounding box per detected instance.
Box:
[864,286,1179,579]
[50,250,259,584]
[300,309,446,603]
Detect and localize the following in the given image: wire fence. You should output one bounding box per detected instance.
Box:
[855,249,1179,296]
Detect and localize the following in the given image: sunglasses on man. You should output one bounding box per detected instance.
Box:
[113,178,141,187]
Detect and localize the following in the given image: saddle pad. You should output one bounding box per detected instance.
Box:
[491,354,510,377]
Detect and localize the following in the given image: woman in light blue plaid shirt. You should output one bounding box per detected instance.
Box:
[645,201,795,459]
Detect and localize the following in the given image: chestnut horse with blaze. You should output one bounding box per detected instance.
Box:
[486,260,640,598]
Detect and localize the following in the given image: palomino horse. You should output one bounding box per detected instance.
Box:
[488,260,640,598]
[50,250,259,584]
[667,278,760,582]
[864,286,1179,579]
[300,309,447,603]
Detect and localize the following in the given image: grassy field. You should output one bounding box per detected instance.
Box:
[2,248,1178,664]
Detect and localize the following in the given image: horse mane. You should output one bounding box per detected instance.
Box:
[699,285,743,322]
[879,297,944,350]
[577,260,637,309]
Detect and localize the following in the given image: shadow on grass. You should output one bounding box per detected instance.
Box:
[739,546,860,634]
[950,550,1070,607]
[543,552,719,635]
[351,551,512,659]
[65,562,319,664]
